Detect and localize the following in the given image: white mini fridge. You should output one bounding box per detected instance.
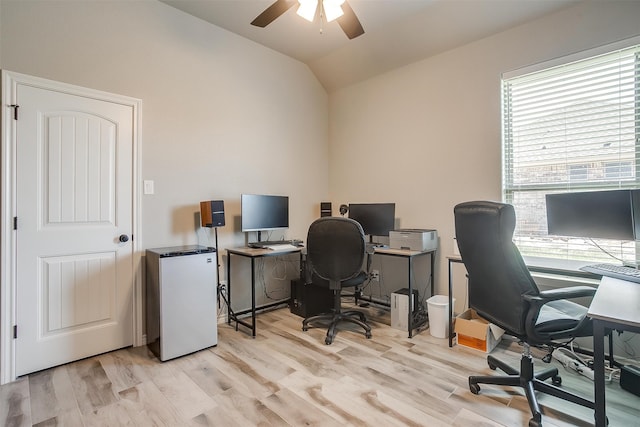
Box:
[146,246,218,361]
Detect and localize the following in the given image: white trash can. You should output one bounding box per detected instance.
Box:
[427,295,454,338]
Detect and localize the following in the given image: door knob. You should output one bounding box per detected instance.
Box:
[119,234,129,243]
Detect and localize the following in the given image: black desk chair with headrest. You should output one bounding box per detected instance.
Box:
[454,201,596,427]
[302,217,372,345]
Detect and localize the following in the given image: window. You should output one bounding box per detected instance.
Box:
[604,161,633,179]
[502,42,640,263]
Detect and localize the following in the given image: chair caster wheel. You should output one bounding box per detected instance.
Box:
[552,375,562,386]
[325,337,333,345]
[469,383,480,395]
[302,326,308,332]
[528,418,542,427]
[488,362,497,370]
[365,332,372,339]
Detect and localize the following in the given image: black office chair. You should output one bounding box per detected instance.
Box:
[302,217,372,345]
[454,201,596,427]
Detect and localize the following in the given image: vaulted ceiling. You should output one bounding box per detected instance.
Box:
[160,0,580,91]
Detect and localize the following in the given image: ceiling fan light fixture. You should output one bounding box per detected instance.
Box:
[252,0,363,39]
[296,0,317,22]
[323,0,345,22]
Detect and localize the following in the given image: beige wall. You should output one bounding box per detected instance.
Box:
[328,0,640,299]
[0,0,329,249]
[0,0,329,320]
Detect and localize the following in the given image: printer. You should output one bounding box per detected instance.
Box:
[389,229,438,252]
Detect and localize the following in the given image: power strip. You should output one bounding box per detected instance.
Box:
[552,350,594,381]
[575,364,595,381]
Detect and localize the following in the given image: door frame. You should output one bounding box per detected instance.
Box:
[1,70,143,384]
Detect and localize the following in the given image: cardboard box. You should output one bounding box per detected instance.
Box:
[455,309,505,353]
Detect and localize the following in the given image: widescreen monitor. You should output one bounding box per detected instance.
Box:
[241,194,289,233]
[545,189,640,241]
[348,203,396,236]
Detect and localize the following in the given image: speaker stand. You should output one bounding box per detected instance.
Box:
[213,227,236,320]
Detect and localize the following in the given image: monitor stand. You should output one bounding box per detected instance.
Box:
[368,235,385,248]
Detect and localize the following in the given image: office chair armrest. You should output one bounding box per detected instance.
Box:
[523,285,596,311]
[529,285,597,302]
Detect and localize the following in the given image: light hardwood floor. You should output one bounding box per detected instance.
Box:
[1,303,638,426]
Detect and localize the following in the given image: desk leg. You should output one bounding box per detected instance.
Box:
[407,257,413,338]
[251,258,257,338]
[448,259,453,348]
[227,253,232,326]
[593,319,606,427]
[430,252,435,299]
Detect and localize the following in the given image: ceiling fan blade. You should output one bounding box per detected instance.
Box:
[336,1,364,39]
[251,0,298,28]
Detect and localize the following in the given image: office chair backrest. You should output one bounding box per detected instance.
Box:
[454,201,540,338]
[306,217,366,289]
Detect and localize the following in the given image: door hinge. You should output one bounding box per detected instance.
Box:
[9,104,19,120]
[13,217,17,230]
[13,325,17,339]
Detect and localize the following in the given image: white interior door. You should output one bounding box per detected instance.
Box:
[12,79,136,376]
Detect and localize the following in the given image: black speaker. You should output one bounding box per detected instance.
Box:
[320,202,332,217]
[200,200,225,227]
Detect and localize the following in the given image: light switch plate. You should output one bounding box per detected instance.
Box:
[143,180,154,195]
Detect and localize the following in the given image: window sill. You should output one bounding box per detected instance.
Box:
[524,255,600,279]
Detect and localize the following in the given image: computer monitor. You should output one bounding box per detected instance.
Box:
[545,189,640,241]
[241,194,289,233]
[348,203,396,237]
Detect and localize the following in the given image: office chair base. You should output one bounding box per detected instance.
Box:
[303,310,372,345]
[469,354,594,427]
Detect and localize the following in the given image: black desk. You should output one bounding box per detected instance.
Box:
[374,247,436,338]
[447,255,635,424]
[226,246,302,337]
[588,276,640,427]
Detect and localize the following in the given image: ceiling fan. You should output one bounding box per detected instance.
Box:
[251,0,365,40]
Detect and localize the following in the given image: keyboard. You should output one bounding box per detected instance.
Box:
[248,240,303,249]
[580,263,640,284]
[248,240,288,248]
[265,244,298,251]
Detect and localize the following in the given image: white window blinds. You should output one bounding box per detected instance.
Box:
[502,43,640,263]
